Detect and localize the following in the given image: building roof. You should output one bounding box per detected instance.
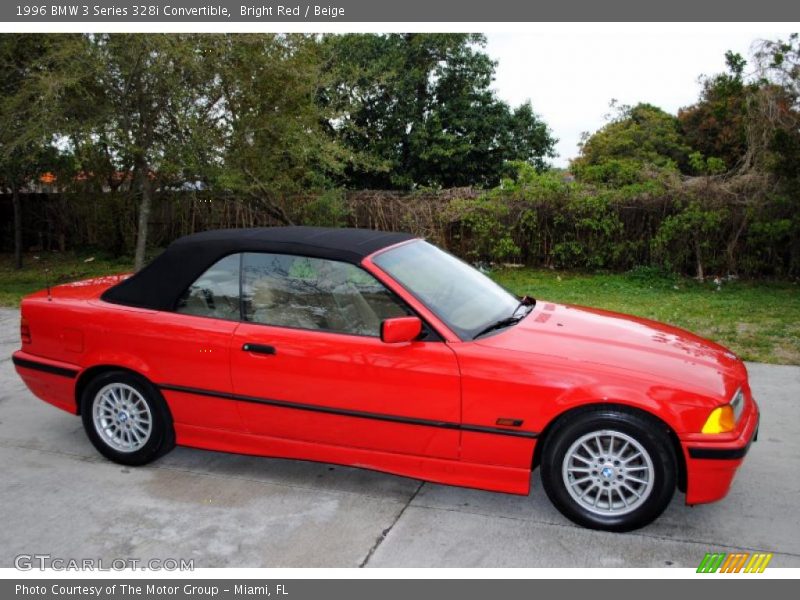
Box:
[101,227,416,310]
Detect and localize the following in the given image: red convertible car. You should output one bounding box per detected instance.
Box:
[13,227,758,531]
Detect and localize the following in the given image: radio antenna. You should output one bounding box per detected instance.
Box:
[36,256,52,302]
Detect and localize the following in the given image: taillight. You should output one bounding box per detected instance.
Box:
[20,317,31,344]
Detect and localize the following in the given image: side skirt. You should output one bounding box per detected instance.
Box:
[175,423,533,496]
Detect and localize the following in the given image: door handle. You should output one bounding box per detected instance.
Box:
[242,343,276,355]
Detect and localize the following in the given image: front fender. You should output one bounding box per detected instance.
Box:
[552,383,697,435]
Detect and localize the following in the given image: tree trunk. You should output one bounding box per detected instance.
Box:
[694,237,704,281]
[12,187,22,270]
[726,212,748,275]
[133,165,152,272]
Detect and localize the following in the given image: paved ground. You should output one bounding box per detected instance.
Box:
[0,306,798,568]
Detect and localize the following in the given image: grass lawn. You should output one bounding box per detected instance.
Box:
[0,252,133,307]
[1,252,798,365]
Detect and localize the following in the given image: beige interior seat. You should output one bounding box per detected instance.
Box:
[248,277,318,330]
[313,261,381,335]
[245,260,382,336]
[331,282,381,335]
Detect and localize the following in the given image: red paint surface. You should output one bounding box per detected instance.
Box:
[13,249,758,504]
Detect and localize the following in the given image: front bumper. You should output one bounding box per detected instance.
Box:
[680,397,759,505]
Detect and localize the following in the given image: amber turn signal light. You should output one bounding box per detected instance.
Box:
[701,405,736,434]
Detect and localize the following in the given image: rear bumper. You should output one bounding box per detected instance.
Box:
[681,398,759,505]
[12,350,80,414]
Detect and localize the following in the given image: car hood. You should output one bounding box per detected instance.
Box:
[474,301,746,400]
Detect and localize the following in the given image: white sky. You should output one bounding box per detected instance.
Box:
[485,25,800,168]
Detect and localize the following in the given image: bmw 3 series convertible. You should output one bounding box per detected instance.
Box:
[12,227,759,531]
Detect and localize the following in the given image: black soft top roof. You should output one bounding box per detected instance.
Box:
[101,226,416,310]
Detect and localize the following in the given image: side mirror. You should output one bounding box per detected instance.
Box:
[380,316,422,344]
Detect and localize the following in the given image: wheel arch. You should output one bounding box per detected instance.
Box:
[74,364,153,415]
[532,402,687,493]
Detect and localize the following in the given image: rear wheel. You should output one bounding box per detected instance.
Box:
[81,371,175,466]
[540,407,676,532]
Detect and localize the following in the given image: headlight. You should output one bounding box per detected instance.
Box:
[730,388,745,421]
[701,388,744,434]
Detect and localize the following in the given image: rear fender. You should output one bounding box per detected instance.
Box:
[74,352,155,413]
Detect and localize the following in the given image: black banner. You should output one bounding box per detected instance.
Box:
[5,580,798,600]
[2,0,800,22]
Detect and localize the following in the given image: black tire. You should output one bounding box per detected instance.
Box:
[80,370,175,466]
[540,407,677,532]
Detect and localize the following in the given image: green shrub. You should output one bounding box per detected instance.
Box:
[297,190,350,227]
[447,195,521,263]
[651,199,728,277]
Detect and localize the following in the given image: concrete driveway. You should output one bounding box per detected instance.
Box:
[0,306,798,568]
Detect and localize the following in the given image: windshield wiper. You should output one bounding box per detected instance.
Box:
[473,315,525,339]
[473,296,536,340]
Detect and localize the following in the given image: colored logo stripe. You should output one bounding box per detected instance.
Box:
[697,552,773,573]
[720,553,749,573]
[697,553,726,573]
[744,553,773,573]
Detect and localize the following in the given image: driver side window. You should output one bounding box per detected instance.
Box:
[176,254,241,321]
[241,252,409,337]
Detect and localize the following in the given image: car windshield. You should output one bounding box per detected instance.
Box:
[372,240,521,340]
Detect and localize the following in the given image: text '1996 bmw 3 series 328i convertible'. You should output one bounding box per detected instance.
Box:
[13,227,759,531]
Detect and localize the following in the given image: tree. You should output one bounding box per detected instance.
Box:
[678,43,800,178]
[320,34,555,189]
[572,102,692,183]
[754,33,800,102]
[678,52,751,172]
[0,35,72,268]
[212,34,345,223]
[70,34,226,270]
[751,34,800,179]
[506,103,556,173]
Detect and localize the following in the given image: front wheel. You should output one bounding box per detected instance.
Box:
[81,371,175,466]
[540,407,677,532]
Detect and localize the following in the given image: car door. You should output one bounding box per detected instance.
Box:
[229,252,462,459]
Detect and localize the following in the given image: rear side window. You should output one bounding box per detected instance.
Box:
[176,254,241,321]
